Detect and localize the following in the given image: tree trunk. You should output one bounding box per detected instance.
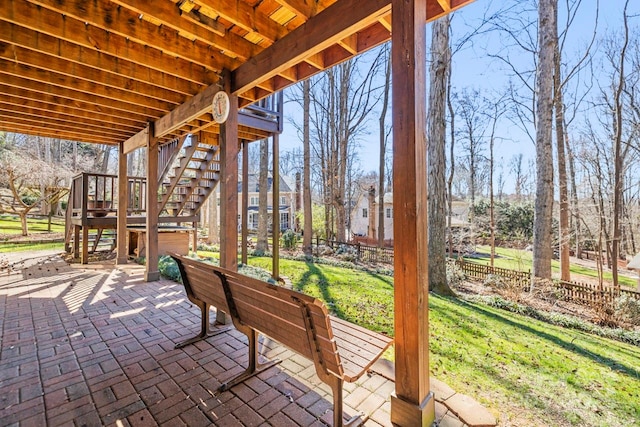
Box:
[256,139,269,252]
[532,0,557,280]
[553,19,571,282]
[447,60,456,259]
[302,80,313,257]
[611,1,631,291]
[566,133,581,258]
[427,15,455,296]
[19,211,28,236]
[378,45,390,247]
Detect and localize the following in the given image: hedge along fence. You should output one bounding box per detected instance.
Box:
[453,258,640,307]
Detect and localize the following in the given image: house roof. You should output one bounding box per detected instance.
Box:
[238,173,293,193]
[0,0,474,148]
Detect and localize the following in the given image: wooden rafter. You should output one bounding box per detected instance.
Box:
[0,0,474,147]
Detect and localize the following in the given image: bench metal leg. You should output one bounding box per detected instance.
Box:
[327,376,363,427]
[174,301,231,349]
[218,329,281,393]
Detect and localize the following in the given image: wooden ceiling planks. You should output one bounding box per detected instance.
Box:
[0,0,474,146]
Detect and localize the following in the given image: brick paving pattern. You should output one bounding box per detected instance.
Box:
[0,255,396,426]
[0,253,489,426]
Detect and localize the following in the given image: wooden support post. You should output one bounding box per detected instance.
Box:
[192,221,198,253]
[242,140,249,265]
[117,142,128,264]
[219,70,239,324]
[81,226,89,264]
[390,0,434,426]
[145,124,160,282]
[73,225,80,260]
[272,133,280,280]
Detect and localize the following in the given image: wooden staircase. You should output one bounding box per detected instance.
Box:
[158,134,220,218]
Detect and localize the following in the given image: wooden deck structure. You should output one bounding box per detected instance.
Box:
[0,0,476,424]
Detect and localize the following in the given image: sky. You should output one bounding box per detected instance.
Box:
[275,0,640,195]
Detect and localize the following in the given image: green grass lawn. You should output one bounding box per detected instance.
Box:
[0,242,64,253]
[466,245,638,288]
[244,255,639,426]
[0,214,65,235]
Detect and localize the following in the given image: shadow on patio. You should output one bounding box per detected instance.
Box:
[0,255,394,426]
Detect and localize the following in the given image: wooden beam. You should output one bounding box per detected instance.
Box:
[232,0,391,94]
[0,105,132,137]
[0,63,170,116]
[436,0,451,12]
[241,141,249,265]
[0,21,202,96]
[145,124,160,282]
[27,0,236,72]
[117,144,129,265]
[218,71,239,325]
[111,0,260,61]
[199,0,288,44]
[390,0,434,425]
[154,83,220,138]
[0,121,119,144]
[0,45,188,106]
[272,134,280,280]
[123,127,150,155]
[0,1,217,85]
[0,96,142,131]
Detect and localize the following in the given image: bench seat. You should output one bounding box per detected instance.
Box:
[170,254,393,426]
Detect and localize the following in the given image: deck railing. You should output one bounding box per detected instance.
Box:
[68,173,148,219]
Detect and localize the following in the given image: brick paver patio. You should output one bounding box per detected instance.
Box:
[0,253,489,426]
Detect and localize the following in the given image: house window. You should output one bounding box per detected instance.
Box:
[280,212,289,230]
[362,208,368,218]
[386,208,392,218]
[250,196,259,206]
[217,197,220,206]
[249,213,258,229]
[280,196,287,205]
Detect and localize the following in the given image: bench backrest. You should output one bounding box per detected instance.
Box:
[173,255,344,378]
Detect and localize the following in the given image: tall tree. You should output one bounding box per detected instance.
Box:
[302,79,313,257]
[427,15,455,295]
[306,53,382,242]
[609,0,632,289]
[378,44,391,248]
[532,0,557,280]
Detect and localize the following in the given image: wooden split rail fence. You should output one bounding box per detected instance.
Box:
[453,259,640,306]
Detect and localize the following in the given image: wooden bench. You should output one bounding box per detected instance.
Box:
[170,254,393,426]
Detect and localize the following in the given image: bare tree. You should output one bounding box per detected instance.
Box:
[0,149,70,235]
[306,53,383,242]
[532,0,557,280]
[428,15,456,295]
[378,43,391,248]
[302,79,313,256]
[455,88,489,223]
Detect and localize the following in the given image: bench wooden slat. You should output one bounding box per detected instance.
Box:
[331,317,393,350]
[226,289,344,376]
[170,254,393,426]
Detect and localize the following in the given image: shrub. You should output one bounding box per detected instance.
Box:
[446,262,466,287]
[615,294,640,326]
[280,229,298,251]
[158,255,181,282]
[483,274,506,289]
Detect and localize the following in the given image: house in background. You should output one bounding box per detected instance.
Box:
[350,191,470,246]
[216,173,297,232]
[350,188,394,243]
